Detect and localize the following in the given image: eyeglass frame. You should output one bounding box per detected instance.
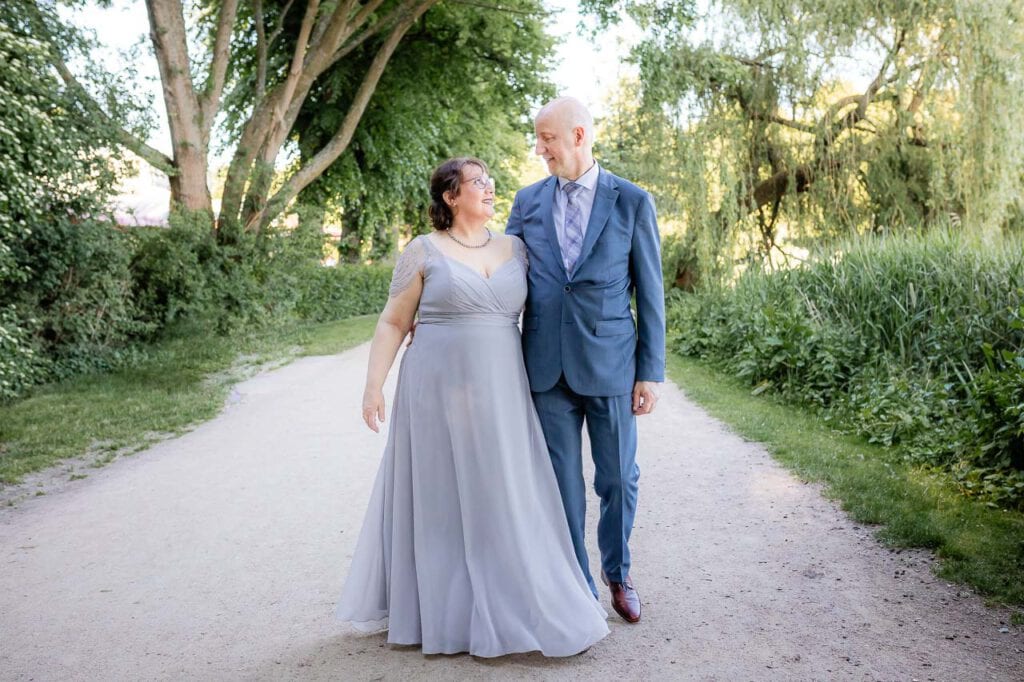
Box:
[461,174,495,191]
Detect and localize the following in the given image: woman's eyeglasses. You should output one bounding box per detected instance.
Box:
[461,175,495,190]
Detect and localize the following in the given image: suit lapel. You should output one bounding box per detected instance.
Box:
[572,169,618,277]
[538,177,568,279]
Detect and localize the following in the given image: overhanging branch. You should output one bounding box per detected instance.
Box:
[51,55,176,175]
[248,0,437,231]
[198,0,239,139]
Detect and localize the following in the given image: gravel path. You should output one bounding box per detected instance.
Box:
[1,341,1021,680]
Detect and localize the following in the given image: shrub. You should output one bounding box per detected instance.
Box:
[0,17,151,395]
[294,264,393,322]
[129,208,391,335]
[669,230,1024,508]
[0,306,40,401]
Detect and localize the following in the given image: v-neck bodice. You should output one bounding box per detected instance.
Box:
[414,234,527,326]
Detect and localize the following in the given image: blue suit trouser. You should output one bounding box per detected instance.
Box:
[532,375,639,595]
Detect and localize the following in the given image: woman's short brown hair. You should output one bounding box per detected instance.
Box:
[428,157,488,231]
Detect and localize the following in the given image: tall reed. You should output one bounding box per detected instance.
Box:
[670,229,1024,507]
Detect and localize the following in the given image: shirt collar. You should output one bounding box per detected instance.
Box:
[557,161,600,192]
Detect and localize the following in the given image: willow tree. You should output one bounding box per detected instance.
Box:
[32,0,440,233]
[589,0,1024,288]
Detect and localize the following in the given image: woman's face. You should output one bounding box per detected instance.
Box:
[453,164,495,221]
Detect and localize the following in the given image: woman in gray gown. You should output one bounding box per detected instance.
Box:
[335,157,609,657]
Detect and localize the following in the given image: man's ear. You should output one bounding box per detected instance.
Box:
[573,126,586,146]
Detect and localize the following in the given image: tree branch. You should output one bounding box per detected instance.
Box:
[219,92,279,227]
[331,6,403,62]
[311,0,357,50]
[269,0,297,45]
[255,0,268,99]
[249,0,437,230]
[198,0,238,141]
[240,0,425,223]
[446,0,552,15]
[329,0,411,64]
[306,0,360,69]
[749,111,817,134]
[281,0,321,111]
[349,0,392,36]
[50,42,175,175]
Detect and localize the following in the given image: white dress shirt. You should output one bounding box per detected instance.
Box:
[553,162,600,273]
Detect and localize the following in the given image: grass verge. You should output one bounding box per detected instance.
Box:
[668,353,1024,607]
[0,315,378,486]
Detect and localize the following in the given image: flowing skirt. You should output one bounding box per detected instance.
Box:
[335,322,609,657]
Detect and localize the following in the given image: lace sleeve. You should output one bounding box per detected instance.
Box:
[511,235,529,271]
[388,236,427,297]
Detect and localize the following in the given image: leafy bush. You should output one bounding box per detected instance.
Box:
[0,12,388,402]
[0,306,40,400]
[294,264,393,323]
[1,20,150,388]
[130,215,214,330]
[2,201,392,402]
[669,230,1024,508]
[131,208,392,333]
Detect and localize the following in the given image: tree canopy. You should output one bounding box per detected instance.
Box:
[25,0,554,245]
[269,0,554,258]
[589,0,1024,287]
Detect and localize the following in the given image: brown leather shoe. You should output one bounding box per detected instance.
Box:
[601,571,641,623]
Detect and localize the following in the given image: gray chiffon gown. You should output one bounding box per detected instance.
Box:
[334,234,609,657]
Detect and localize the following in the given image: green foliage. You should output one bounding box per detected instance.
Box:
[16,217,149,379]
[293,264,393,323]
[130,216,215,329]
[0,8,152,394]
[219,0,555,258]
[0,305,40,400]
[132,208,392,334]
[670,230,1024,508]
[593,0,1024,288]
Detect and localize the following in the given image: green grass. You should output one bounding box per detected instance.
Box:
[668,353,1024,607]
[0,315,378,485]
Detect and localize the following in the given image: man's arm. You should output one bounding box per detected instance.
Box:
[631,192,666,386]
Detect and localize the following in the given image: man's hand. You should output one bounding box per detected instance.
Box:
[362,388,386,432]
[632,381,660,415]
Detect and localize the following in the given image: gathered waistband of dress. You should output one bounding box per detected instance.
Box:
[417,311,519,326]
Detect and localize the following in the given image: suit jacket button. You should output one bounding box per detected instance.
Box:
[564,285,571,293]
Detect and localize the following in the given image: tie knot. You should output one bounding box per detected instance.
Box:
[563,181,582,197]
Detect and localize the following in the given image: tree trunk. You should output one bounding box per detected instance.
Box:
[63,0,438,230]
[145,0,212,216]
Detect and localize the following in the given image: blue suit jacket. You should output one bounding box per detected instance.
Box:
[505,167,666,397]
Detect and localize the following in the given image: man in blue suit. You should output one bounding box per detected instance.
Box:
[505,97,665,623]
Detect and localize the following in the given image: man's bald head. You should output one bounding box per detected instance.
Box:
[536,97,595,145]
[534,96,596,180]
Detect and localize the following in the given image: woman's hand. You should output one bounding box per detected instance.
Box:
[362,388,386,432]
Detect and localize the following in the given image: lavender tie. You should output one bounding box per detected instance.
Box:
[562,181,584,273]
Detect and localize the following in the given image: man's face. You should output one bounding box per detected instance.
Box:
[534,112,578,178]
